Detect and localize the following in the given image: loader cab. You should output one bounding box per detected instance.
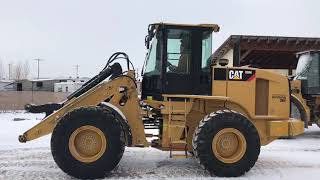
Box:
[295,50,320,95]
[141,23,220,100]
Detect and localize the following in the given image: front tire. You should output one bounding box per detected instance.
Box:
[192,110,260,177]
[51,106,125,179]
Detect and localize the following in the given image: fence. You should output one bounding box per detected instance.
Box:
[0,91,68,110]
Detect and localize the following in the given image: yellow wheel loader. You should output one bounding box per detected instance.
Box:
[290,50,320,128]
[19,23,304,179]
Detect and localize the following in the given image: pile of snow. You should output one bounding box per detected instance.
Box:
[1,111,320,179]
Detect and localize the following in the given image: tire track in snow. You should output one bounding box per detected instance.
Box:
[1,126,320,179]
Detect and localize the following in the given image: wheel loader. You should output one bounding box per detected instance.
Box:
[290,50,320,128]
[18,23,304,179]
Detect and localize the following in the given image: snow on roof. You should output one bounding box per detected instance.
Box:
[14,77,90,83]
[0,80,14,83]
[29,79,55,82]
[54,81,85,85]
[16,78,69,82]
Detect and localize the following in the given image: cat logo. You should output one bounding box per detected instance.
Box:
[229,70,243,80]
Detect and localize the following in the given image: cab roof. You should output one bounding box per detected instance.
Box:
[151,22,220,32]
[296,50,320,56]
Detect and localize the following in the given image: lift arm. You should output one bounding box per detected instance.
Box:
[18,73,148,147]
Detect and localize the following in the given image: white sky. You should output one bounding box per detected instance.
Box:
[0,0,320,78]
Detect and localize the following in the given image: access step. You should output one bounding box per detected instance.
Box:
[171,153,192,159]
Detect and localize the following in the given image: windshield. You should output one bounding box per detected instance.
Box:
[295,53,313,80]
[142,35,161,76]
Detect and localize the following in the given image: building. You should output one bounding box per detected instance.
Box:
[212,35,320,75]
[54,81,85,93]
[0,80,14,91]
[13,79,68,92]
[54,78,90,93]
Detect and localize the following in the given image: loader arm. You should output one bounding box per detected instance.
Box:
[19,73,148,147]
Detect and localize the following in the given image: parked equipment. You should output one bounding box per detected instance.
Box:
[19,23,304,179]
[290,50,320,128]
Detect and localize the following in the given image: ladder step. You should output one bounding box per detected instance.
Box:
[145,133,158,138]
[171,116,186,121]
[171,140,187,144]
[171,154,192,159]
[170,125,186,128]
[164,109,186,114]
[171,110,186,114]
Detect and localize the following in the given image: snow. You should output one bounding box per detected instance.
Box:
[1,111,320,179]
[0,111,49,150]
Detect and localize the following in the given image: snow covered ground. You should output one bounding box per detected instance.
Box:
[1,111,320,180]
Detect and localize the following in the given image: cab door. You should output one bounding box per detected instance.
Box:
[164,28,212,95]
[164,29,194,95]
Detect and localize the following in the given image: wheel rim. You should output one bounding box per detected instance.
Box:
[212,128,247,164]
[68,125,107,163]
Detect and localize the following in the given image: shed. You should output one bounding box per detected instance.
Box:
[0,80,14,91]
[13,79,68,92]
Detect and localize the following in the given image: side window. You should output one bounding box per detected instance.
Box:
[143,32,163,76]
[166,29,192,74]
[307,53,320,87]
[144,37,160,75]
[201,31,212,72]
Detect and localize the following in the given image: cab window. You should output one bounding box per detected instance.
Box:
[144,35,161,76]
[166,29,192,74]
[201,31,212,72]
[307,53,320,88]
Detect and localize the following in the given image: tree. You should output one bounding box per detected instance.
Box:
[0,58,4,80]
[13,62,23,80]
[22,60,30,79]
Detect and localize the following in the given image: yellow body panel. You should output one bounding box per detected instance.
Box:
[268,121,289,137]
[267,120,304,137]
[288,119,305,136]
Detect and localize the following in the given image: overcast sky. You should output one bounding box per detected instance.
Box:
[0,0,320,79]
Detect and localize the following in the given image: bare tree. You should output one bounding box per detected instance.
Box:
[22,60,30,79]
[0,58,4,80]
[13,62,23,80]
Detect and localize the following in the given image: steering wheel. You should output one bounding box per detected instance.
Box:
[167,61,177,72]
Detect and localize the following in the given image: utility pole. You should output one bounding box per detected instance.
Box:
[8,63,12,80]
[75,65,80,78]
[34,58,44,79]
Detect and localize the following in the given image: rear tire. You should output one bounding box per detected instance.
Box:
[51,106,125,179]
[192,110,260,177]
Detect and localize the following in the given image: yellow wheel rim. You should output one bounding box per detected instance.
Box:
[68,125,107,163]
[212,128,247,164]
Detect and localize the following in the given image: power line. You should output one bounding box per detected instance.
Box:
[34,58,44,79]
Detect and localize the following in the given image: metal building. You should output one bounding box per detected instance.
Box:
[13,79,68,92]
